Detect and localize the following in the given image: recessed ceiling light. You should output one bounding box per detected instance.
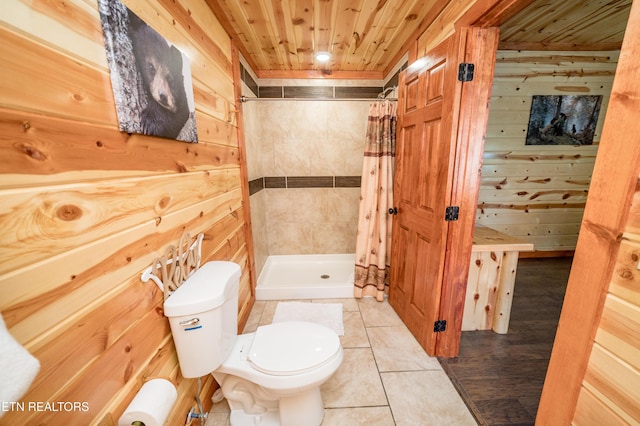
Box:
[315,52,332,62]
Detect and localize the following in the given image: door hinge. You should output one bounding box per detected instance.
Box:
[434,320,447,333]
[458,63,475,82]
[445,206,459,221]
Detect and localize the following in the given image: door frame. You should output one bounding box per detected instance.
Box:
[426,26,500,357]
[537,2,640,423]
[432,0,637,421]
[415,1,537,357]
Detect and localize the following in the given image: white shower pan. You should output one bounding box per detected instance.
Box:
[256,254,355,300]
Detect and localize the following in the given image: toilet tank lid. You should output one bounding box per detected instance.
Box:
[163,261,241,317]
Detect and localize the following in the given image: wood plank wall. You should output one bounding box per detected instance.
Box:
[0,0,253,424]
[536,4,639,420]
[477,50,618,252]
[573,183,640,424]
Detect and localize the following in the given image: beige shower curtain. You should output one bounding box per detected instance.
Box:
[354,100,397,301]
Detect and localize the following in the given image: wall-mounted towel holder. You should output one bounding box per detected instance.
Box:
[141,232,204,299]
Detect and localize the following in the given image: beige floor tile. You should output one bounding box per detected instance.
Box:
[381,370,476,426]
[204,412,230,426]
[340,311,369,348]
[367,326,442,372]
[205,399,230,426]
[242,300,266,333]
[358,297,404,327]
[321,406,395,425]
[213,297,475,425]
[209,399,230,413]
[321,348,388,408]
[258,300,279,326]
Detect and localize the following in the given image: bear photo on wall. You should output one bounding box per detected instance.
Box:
[97,0,198,143]
[525,95,602,146]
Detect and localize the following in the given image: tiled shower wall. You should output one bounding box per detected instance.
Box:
[244,99,370,275]
[243,100,269,274]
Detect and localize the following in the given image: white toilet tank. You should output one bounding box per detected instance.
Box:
[164,261,241,378]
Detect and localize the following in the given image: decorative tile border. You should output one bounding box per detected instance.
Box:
[240,71,386,100]
[239,61,407,100]
[283,86,334,99]
[335,176,361,187]
[258,86,382,100]
[287,176,333,188]
[257,86,283,98]
[240,63,258,96]
[335,86,382,99]
[249,176,361,195]
[264,176,286,188]
[248,177,264,195]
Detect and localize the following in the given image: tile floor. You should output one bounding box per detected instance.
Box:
[206,298,477,425]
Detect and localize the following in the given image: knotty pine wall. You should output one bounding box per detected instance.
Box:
[573,183,640,423]
[477,50,618,252]
[0,0,254,424]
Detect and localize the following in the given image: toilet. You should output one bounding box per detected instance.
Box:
[163,261,343,426]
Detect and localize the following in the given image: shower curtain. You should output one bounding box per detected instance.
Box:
[354,100,397,301]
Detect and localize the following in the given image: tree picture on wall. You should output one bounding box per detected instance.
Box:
[525,95,602,146]
[97,0,198,143]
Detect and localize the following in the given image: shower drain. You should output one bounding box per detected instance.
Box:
[320,274,330,279]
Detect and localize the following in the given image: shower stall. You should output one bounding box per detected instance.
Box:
[243,94,370,299]
[240,70,400,299]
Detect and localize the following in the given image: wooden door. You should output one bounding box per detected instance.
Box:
[389,28,499,357]
[389,36,458,356]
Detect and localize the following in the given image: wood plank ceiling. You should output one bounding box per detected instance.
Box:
[498,0,632,51]
[205,0,632,78]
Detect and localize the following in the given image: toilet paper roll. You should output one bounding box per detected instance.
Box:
[118,378,177,426]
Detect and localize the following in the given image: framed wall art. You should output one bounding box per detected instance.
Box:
[98,0,198,143]
[525,95,602,146]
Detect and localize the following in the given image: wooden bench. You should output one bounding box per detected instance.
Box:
[462,225,534,334]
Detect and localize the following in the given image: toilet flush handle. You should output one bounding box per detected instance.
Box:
[179,318,200,327]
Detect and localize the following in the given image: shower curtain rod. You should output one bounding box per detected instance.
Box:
[239,96,397,103]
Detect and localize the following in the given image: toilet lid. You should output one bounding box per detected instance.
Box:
[248,321,340,376]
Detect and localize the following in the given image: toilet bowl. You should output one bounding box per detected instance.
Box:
[163,261,344,426]
[213,321,343,426]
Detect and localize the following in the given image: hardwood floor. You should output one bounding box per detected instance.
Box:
[439,257,573,426]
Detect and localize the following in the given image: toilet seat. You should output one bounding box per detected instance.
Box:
[248,322,341,376]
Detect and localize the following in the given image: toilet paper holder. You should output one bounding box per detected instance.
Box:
[118,378,177,426]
